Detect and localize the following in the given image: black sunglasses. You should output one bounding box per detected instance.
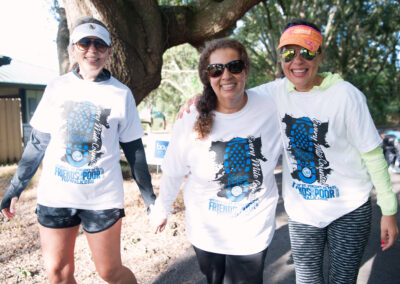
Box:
[206,60,246,78]
[280,47,320,63]
[74,37,109,53]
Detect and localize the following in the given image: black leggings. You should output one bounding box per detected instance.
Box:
[193,246,268,284]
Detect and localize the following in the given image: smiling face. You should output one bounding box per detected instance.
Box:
[208,48,248,113]
[72,36,111,81]
[281,44,323,92]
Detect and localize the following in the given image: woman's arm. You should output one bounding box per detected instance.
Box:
[120,138,156,213]
[150,174,185,233]
[1,129,50,216]
[361,146,399,250]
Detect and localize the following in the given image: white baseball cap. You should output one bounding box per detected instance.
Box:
[70,23,111,46]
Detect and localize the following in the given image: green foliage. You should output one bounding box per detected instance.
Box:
[158,0,199,9]
[14,267,37,283]
[48,0,63,21]
[234,0,400,125]
[138,44,202,124]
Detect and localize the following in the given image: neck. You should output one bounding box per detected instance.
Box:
[77,67,103,81]
[79,71,99,81]
[216,92,247,114]
[295,75,323,92]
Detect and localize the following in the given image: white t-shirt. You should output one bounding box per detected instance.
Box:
[252,78,382,228]
[30,72,143,209]
[157,89,282,255]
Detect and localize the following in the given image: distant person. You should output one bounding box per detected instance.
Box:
[1,16,155,284]
[382,130,400,173]
[151,38,282,284]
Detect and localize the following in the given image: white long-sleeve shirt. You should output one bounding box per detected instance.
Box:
[154,88,282,255]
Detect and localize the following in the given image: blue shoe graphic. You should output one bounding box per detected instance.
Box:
[221,138,251,202]
[65,102,97,167]
[289,117,317,184]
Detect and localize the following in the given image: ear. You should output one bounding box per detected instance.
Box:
[244,66,249,80]
[318,49,324,62]
[70,44,76,55]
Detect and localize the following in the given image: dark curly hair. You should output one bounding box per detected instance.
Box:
[194,38,250,139]
[282,19,321,33]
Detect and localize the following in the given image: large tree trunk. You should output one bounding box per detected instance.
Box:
[60,0,262,104]
[56,8,70,74]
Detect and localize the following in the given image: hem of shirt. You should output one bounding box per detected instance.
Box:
[358,139,383,154]
[28,122,50,134]
[37,201,124,210]
[188,237,271,256]
[119,132,144,143]
[285,194,371,228]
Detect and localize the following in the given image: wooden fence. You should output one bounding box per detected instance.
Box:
[0,98,22,164]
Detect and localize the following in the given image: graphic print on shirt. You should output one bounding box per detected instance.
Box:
[282,114,339,200]
[54,101,110,184]
[208,136,266,217]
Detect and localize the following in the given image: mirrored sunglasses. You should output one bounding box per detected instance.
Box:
[281,47,319,63]
[75,37,109,53]
[207,60,246,78]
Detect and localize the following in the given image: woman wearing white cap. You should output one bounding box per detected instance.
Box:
[1,16,154,283]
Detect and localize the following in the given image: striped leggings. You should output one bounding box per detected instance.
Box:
[288,199,372,284]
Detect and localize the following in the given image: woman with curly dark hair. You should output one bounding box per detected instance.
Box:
[151,38,282,284]
[194,39,251,139]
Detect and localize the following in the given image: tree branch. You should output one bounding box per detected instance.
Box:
[161,0,263,49]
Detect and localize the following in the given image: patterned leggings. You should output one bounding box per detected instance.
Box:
[288,199,372,284]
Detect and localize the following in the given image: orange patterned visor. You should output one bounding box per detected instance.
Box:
[277,25,323,52]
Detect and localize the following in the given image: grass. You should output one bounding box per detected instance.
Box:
[0,164,18,179]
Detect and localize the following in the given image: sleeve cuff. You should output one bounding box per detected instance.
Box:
[377,191,398,216]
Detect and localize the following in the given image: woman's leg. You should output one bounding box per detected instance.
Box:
[224,247,268,284]
[85,219,137,284]
[39,224,79,284]
[193,246,226,284]
[288,218,327,284]
[327,200,372,284]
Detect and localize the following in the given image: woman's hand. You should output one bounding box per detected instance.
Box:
[380,214,399,251]
[148,204,168,234]
[1,197,18,219]
[153,218,167,234]
[177,94,200,119]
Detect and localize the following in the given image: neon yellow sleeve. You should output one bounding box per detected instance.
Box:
[360,146,398,215]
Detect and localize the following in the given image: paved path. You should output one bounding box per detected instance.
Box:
[152,171,400,284]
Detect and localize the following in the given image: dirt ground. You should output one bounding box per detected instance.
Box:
[0,164,190,284]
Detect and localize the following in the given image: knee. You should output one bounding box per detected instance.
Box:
[44,261,75,283]
[96,265,121,283]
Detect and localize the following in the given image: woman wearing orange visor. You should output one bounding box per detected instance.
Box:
[253,19,399,283]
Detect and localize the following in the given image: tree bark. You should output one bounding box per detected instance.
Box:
[56,8,70,74]
[60,0,262,104]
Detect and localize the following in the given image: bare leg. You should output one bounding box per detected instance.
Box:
[39,224,79,284]
[85,219,137,284]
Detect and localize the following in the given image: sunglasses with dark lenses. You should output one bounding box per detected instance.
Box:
[207,60,246,78]
[75,37,109,53]
[281,47,319,63]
